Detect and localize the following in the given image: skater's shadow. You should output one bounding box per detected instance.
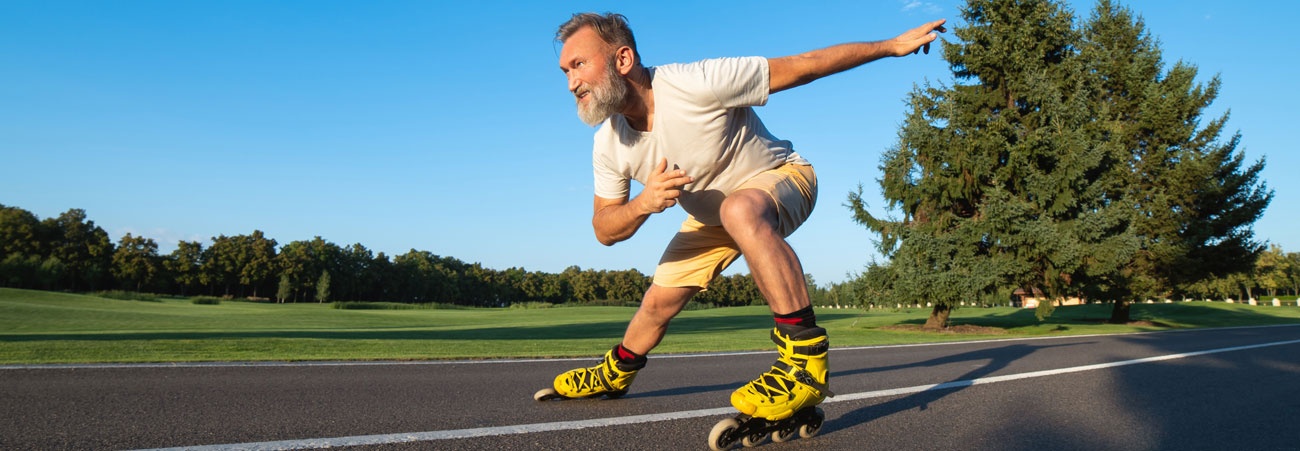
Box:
[632,380,747,399]
[821,342,1086,435]
[630,342,1083,403]
[831,342,1083,380]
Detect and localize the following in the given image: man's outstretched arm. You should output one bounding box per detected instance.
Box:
[767,19,947,94]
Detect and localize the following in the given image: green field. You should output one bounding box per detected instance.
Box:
[2,287,1299,364]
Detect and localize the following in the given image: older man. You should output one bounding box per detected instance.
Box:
[541,12,945,423]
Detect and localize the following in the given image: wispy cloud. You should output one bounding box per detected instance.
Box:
[901,0,943,14]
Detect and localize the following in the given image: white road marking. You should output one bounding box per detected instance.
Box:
[136,336,1300,451]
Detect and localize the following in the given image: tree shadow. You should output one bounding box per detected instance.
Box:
[0,311,862,343]
[822,342,1085,434]
[1096,326,1300,450]
[899,302,1300,331]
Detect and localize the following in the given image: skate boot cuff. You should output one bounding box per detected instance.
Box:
[610,344,647,371]
[770,326,833,397]
[770,327,830,356]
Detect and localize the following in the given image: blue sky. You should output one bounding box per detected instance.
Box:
[2,0,1295,286]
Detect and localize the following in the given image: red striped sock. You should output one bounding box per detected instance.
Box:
[615,344,643,363]
[774,306,817,328]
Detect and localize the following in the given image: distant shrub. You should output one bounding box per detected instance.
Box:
[333,302,420,310]
[330,301,477,310]
[191,297,222,305]
[96,290,162,302]
[682,301,715,311]
[426,303,473,310]
[509,302,555,309]
[579,299,639,307]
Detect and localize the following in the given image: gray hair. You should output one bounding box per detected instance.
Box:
[556,12,640,62]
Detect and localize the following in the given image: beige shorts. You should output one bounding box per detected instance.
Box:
[653,164,817,289]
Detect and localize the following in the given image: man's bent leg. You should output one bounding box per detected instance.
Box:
[718,189,809,315]
[715,198,832,418]
[718,176,830,420]
[621,283,700,355]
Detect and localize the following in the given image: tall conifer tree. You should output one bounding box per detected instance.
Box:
[854,0,1124,325]
[852,0,1271,325]
[1080,0,1271,321]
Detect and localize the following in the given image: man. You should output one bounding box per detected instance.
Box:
[544,12,946,421]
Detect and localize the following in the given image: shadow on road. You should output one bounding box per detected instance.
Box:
[629,342,1084,406]
[822,342,1083,435]
[0,311,861,344]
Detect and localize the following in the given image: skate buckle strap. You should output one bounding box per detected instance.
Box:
[596,357,621,389]
[774,361,835,398]
[793,342,829,356]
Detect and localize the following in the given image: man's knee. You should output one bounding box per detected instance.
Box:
[719,190,776,231]
[639,285,698,320]
[636,300,676,323]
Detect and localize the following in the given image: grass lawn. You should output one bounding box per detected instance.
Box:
[2,287,1298,364]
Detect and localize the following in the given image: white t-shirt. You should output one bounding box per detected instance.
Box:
[591,56,809,226]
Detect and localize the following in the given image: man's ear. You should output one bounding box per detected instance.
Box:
[615,46,636,75]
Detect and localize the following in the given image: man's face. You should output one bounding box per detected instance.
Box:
[560,26,628,126]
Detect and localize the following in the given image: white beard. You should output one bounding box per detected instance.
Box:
[577,61,629,126]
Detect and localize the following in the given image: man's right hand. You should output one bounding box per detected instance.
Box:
[635,158,693,214]
[591,158,693,246]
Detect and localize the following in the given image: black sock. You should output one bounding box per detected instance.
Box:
[614,344,646,365]
[774,306,817,329]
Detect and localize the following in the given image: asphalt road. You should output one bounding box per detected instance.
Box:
[3,325,1299,450]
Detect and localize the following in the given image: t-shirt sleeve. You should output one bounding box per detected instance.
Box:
[593,144,629,200]
[700,56,770,109]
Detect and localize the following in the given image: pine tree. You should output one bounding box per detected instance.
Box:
[851,0,1136,326]
[851,0,1273,324]
[1080,0,1271,321]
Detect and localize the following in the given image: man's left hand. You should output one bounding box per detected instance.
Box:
[892,19,948,56]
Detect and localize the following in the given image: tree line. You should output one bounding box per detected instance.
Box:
[0,204,782,307]
[847,0,1275,325]
[5,199,1290,314]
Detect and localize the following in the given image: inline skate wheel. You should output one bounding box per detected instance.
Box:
[741,431,768,448]
[771,426,797,443]
[533,387,564,401]
[708,418,740,451]
[798,407,825,438]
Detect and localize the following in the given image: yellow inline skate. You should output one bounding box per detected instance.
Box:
[709,326,832,449]
[534,345,644,401]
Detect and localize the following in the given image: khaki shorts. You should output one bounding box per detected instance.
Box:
[653,164,817,289]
